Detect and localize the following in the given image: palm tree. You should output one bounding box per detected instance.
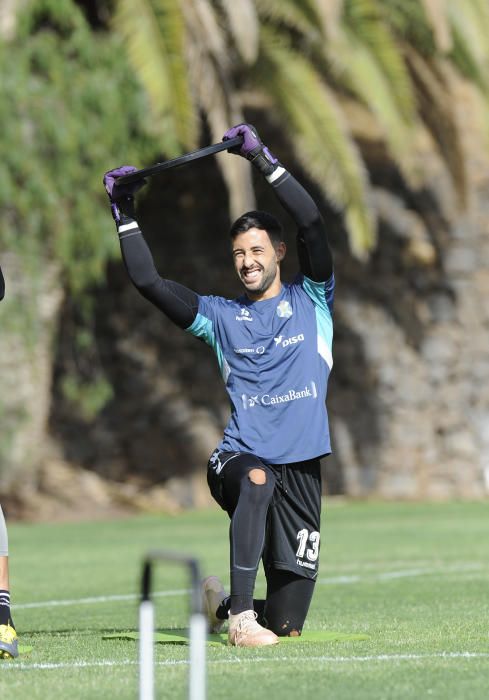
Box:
[111,0,489,254]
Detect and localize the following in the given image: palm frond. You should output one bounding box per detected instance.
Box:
[256,0,321,38]
[449,25,488,92]
[218,0,259,65]
[344,0,416,121]
[110,0,489,256]
[419,0,452,52]
[335,29,417,172]
[377,0,436,54]
[185,0,230,70]
[113,0,196,155]
[446,0,489,90]
[446,0,489,148]
[182,0,255,219]
[404,45,467,204]
[448,0,489,65]
[257,26,375,256]
[312,0,344,40]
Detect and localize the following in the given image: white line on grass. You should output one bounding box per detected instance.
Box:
[12,563,486,611]
[318,563,484,585]
[13,589,188,610]
[3,652,489,671]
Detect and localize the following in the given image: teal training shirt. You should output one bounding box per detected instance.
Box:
[186,273,334,464]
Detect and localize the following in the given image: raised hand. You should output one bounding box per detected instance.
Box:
[223,124,278,175]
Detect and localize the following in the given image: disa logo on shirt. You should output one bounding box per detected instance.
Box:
[274,333,304,348]
[235,307,253,322]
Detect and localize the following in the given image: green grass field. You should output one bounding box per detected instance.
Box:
[2,500,488,699]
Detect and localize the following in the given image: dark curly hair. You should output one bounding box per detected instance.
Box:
[229,210,284,247]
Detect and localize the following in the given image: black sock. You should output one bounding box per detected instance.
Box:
[230,569,256,614]
[216,595,230,620]
[216,596,266,622]
[0,589,14,628]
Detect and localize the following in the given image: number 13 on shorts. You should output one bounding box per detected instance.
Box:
[296,528,320,563]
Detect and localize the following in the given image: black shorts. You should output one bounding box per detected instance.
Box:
[207,450,322,581]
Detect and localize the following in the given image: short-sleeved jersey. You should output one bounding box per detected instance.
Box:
[186,273,335,464]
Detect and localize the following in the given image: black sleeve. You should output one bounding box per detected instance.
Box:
[269,170,333,282]
[117,218,199,329]
[0,264,4,301]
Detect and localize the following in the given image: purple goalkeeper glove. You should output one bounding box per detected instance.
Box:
[103,165,145,225]
[222,124,279,176]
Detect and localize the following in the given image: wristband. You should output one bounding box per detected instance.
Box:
[247,146,279,176]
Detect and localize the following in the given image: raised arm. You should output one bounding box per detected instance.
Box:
[269,170,333,282]
[222,124,333,282]
[103,167,198,330]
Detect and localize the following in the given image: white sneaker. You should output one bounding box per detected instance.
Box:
[228,610,279,647]
[202,576,228,633]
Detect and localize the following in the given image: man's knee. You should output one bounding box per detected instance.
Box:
[268,617,303,637]
[240,467,274,504]
[248,468,267,485]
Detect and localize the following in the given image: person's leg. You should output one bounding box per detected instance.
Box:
[0,505,12,625]
[256,458,321,634]
[224,463,275,616]
[209,569,315,635]
[207,452,276,614]
[0,505,18,659]
[205,451,278,646]
[0,555,10,622]
[207,457,321,636]
[262,568,316,636]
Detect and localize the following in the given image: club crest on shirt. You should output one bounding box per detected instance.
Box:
[276,300,293,318]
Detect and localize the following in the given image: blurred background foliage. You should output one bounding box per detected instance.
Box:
[2,0,488,296]
[1,0,489,506]
[112,0,489,252]
[0,0,152,294]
